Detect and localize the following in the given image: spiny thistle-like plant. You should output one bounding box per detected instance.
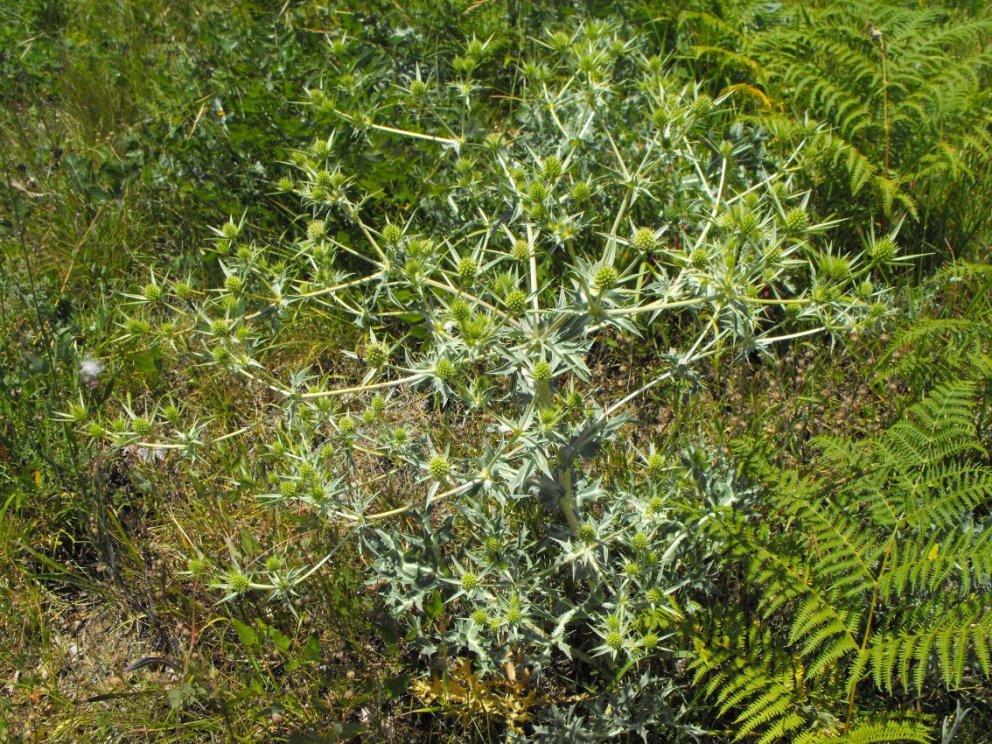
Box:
[689,381,992,742]
[86,22,895,736]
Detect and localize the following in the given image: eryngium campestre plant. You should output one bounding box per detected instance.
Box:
[94,21,895,738]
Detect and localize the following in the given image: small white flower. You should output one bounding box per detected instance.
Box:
[80,357,104,381]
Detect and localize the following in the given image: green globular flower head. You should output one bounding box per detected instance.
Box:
[645,452,665,479]
[593,265,619,291]
[527,181,548,203]
[428,455,451,481]
[570,180,592,203]
[511,239,530,261]
[449,299,471,323]
[578,523,597,542]
[132,417,153,436]
[173,280,193,300]
[631,532,649,553]
[365,341,389,368]
[631,227,657,254]
[532,360,553,382]
[819,254,852,282]
[782,207,809,235]
[456,257,478,282]
[143,283,163,302]
[381,223,403,246]
[307,219,326,242]
[460,571,479,591]
[264,555,282,573]
[870,237,898,264]
[504,289,527,317]
[484,536,502,558]
[224,275,243,293]
[210,318,230,337]
[435,358,457,381]
[126,318,151,335]
[227,570,251,593]
[220,220,240,240]
[542,155,563,181]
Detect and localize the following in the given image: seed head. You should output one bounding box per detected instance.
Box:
[79,357,104,381]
